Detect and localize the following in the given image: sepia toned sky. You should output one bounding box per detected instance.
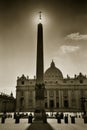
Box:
[0,0,87,96]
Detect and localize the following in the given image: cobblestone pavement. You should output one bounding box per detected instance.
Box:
[47,118,87,130]
[0,117,87,130]
[0,118,29,130]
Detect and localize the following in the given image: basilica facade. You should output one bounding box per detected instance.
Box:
[16,60,87,112]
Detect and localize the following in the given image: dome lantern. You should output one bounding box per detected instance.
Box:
[51,60,55,68]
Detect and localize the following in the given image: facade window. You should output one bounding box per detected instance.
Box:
[71,81,73,83]
[45,102,47,108]
[21,81,24,85]
[49,90,54,97]
[20,97,24,107]
[56,102,59,108]
[64,100,68,108]
[50,100,54,108]
[80,80,83,83]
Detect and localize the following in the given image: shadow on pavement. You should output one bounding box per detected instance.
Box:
[26,123,54,130]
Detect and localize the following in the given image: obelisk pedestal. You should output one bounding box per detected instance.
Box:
[34,83,45,121]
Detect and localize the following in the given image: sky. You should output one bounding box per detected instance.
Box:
[0,0,87,97]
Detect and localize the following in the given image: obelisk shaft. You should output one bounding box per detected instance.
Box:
[36,23,44,84]
[35,21,45,108]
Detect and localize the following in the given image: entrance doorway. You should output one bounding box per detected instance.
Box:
[50,100,54,108]
[64,100,69,108]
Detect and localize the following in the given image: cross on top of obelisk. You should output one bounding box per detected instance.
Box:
[39,11,42,21]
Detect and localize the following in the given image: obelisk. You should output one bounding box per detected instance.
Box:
[36,11,44,84]
[35,12,45,121]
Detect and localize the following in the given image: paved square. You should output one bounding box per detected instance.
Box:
[0,117,87,130]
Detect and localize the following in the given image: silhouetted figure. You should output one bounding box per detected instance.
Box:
[60,112,64,119]
[71,116,75,123]
[57,114,61,123]
[64,114,68,123]
[28,113,33,123]
[14,112,16,119]
[1,113,6,123]
[15,113,20,124]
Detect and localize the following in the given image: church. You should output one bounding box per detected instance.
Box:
[16,14,87,113]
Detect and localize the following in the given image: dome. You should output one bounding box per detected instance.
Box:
[44,60,63,80]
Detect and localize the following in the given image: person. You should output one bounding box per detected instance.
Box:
[15,112,20,123]
[64,114,68,123]
[28,113,33,123]
[57,114,61,123]
[1,112,7,123]
[14,112,16,119]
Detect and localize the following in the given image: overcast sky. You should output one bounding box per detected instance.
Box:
[0,0,87,96]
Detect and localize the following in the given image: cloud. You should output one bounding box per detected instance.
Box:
[60,45,80,53]
[66,32,87,40]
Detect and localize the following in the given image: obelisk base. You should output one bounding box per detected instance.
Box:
[34,83,45,122]
[34,107,45,121]
[34,100,45,122]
